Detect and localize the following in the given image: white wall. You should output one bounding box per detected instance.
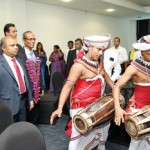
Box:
[0,0,136,61]
[0,0,26,41]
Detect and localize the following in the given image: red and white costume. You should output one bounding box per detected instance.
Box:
[127,58,150,150]
[68,59,110,150]
[66,34,111,150]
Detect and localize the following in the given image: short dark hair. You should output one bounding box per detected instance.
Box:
[75,38,83,45]
[68,41,73,45]
[4,23,15,36]
[114,37,120,42]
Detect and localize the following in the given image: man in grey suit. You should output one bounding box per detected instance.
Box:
[17,31,44,124]
[0,36,34,122]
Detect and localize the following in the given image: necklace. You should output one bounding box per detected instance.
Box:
[82,56,99,68]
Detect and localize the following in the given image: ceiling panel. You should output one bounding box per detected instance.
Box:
[27,0,150,19]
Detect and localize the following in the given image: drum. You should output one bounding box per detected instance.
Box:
[73,94,125,134]
[125,105,150,139]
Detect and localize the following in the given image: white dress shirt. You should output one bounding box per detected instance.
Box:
[24,47,36,60]
[104,49,121,82]
[3,54,26,93]
[109,46,128,64]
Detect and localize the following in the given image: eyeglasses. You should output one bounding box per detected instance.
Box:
[24,38,36,41]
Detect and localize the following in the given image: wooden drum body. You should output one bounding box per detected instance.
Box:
[125,105,150,139]
[73,94,125,134]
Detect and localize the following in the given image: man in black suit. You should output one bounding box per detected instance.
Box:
[17,31,44,124]
[0,36,34,122]
[66,38,83,77]
[0,23,24,54]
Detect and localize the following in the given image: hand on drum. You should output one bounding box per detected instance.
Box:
[141,105,150,117]
[115,107,127,126]
[50,108,62,125]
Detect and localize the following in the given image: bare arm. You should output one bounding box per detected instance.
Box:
[113,65,136,125]
[50,63,83,124]
[57,48,63,58]
[49,52,54,62]
[104,70,114,89]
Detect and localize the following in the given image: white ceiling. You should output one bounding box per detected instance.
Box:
[27,0,150,19]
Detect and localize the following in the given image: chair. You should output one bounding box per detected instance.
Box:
[0,122,46,150]
[38,92,58,124]
[38,72,65,124]
[52,72,65,96]
[0,101,13,134]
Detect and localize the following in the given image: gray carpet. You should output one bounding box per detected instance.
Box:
[37,114,70,150]
[37,114,128,150]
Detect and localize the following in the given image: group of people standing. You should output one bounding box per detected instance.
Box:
[0,23,44,123]
[0,22,149,150]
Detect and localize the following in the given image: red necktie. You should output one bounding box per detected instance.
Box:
[11,58,26,94]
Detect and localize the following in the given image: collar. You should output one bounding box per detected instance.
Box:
[24,47,34,58]
[3,53,15,62]
[24,47,33,54]
[114,46,120,50]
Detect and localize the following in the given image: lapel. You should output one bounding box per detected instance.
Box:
[0,55,16,81]
[33,50,38,58]
[71,49,77,60]
[74,49,77,59]
[17,48,27,62]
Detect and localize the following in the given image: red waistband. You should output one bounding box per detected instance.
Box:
[135,85,150,108]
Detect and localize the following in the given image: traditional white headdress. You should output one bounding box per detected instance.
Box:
[83,34,111,51]
[132,35,150,51]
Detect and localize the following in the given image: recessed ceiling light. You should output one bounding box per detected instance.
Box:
[105,8,115,12]
[61,0,72,2]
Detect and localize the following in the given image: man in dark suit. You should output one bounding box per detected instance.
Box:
[67,40,74,51]
[17,31,44,124]
[0,23,24,54]
[0,36,34,122]
[66,38,83,77]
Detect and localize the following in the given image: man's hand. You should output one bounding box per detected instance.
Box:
[50,108,62,125]
[142,105,150,117]
[115,107,127,126]
[39,90,44,97]
[29,101,34,110]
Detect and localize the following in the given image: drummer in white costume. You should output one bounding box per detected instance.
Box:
[113,35,150,150]
[50,34,114,150]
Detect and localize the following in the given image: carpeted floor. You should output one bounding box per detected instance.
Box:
[37,91,129,150]
[37,114,128,150]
